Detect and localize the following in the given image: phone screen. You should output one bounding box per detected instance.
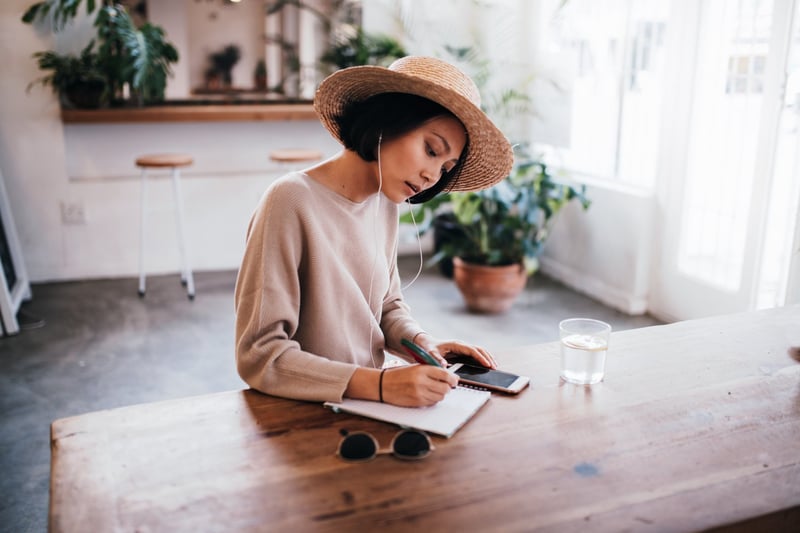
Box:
[453,364,520,388]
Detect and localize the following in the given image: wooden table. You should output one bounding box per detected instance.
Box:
[50,306,800,532]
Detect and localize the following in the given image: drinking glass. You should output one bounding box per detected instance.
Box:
[559,318,611,385]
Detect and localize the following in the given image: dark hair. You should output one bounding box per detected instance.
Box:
[333,92,467,203]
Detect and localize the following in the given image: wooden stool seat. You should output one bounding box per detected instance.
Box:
[269,149,323,164]
[136,154,194,168]
[136,153,195,300]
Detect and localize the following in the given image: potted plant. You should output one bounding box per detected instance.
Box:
[401,147,590,313]
[28,40,108,109]
[207,44,241,89]
[23,0,179,107]
[94,4,179,105]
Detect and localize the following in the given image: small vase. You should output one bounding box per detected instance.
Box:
[452,258,528,314]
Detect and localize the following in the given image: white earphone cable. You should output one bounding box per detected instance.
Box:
[401,201,424,291]
[366,133,383,369]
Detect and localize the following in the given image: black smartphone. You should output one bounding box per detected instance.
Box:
[447,357,530,394]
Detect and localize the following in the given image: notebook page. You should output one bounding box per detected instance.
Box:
[324,386,490,438]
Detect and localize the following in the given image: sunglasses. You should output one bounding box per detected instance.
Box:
[336,429,434,462]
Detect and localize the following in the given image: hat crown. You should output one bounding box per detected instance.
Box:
[387,56,482,108]
[314,55,512,192]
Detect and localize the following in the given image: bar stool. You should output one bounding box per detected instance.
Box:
[135,153,195,300]
[269,148,323,170]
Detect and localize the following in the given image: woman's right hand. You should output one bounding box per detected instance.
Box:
[381,365,458,407]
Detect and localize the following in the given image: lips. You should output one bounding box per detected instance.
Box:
[406,181,420,194]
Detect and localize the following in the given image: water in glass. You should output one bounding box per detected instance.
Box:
[560,333,608,385]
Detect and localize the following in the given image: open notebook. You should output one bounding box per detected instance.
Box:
[324,386,490,438]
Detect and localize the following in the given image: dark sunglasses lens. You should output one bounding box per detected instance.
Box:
[339,433,377,461]
[393,430,431,459]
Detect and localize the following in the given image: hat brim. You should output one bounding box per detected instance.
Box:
[314,66,514,192]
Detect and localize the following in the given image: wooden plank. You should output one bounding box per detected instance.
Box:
[60,104,318,124]
[49,306,800,531]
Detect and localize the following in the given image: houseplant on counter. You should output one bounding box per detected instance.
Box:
[205,44,241,89]
[401,147,590,313]
[23,0,179,107]
[28,40,108,108]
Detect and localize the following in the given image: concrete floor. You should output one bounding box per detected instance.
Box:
[0,258,661,532]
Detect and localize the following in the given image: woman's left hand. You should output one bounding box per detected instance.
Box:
[412,333,497,369]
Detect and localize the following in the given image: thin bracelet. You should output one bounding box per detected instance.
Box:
[379,368,387,403]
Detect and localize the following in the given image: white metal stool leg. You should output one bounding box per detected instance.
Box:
[171,167,195,300]
[138,166,148,297]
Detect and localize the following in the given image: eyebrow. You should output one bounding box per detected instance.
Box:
[432,131,461,172]
[434,133,452,155]
[433,133,460,167]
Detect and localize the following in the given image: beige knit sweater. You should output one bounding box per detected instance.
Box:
[234,172,424,402]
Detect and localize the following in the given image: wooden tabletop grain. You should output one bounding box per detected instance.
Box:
[49,306,800,532]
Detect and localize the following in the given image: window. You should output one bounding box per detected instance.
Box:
[677,0,774,291]
[531,0,669,189]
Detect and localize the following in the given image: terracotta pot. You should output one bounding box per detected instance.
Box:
[452,257,528,314]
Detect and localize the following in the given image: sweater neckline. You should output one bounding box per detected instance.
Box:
[297,171,383,207]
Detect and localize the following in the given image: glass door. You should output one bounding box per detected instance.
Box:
[653,0,800,320]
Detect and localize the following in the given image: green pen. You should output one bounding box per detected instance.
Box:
[401,338,443,368]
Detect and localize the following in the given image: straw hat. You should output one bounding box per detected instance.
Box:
[314,56,514,192]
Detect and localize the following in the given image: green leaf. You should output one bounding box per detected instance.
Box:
[21,3,45,24]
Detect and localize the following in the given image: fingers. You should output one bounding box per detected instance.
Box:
[431,366,459,389]
[440,341,497,369]
[472,346,497,368]
[412,333,449,366]
[426,346,449,367]
[382,366,457,407]
[413,334,495,368]
[415,367,457,401]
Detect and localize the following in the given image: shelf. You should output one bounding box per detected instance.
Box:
[61,103,318,124]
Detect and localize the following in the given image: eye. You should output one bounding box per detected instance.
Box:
[426,143,437,158]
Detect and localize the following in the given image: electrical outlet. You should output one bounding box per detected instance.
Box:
[60,201,86,225]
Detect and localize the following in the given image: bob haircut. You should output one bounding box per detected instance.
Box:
[332,92,468,204]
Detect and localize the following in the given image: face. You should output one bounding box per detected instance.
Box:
[376,115,467,203]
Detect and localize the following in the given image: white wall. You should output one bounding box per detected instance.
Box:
[1,1,70,281]
[147,0,190,99]
[540,184,655,315]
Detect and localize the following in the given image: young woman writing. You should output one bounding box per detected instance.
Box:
[235,56,513,407]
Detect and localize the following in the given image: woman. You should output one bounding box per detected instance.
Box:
[235,56,513,407]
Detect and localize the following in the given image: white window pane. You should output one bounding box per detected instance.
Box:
[532,0,668,188]
[756,3,800,308]
[618,0,669,188]
[677,0,773,291]
[534,0,627,177]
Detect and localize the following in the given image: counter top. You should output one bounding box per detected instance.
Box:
[61,103,318,124]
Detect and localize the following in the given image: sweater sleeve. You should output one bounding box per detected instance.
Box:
[234,183,358,403]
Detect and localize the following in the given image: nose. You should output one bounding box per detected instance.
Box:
[421,165,439,187]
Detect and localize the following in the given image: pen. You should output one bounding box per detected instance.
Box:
[401,338,443,368]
